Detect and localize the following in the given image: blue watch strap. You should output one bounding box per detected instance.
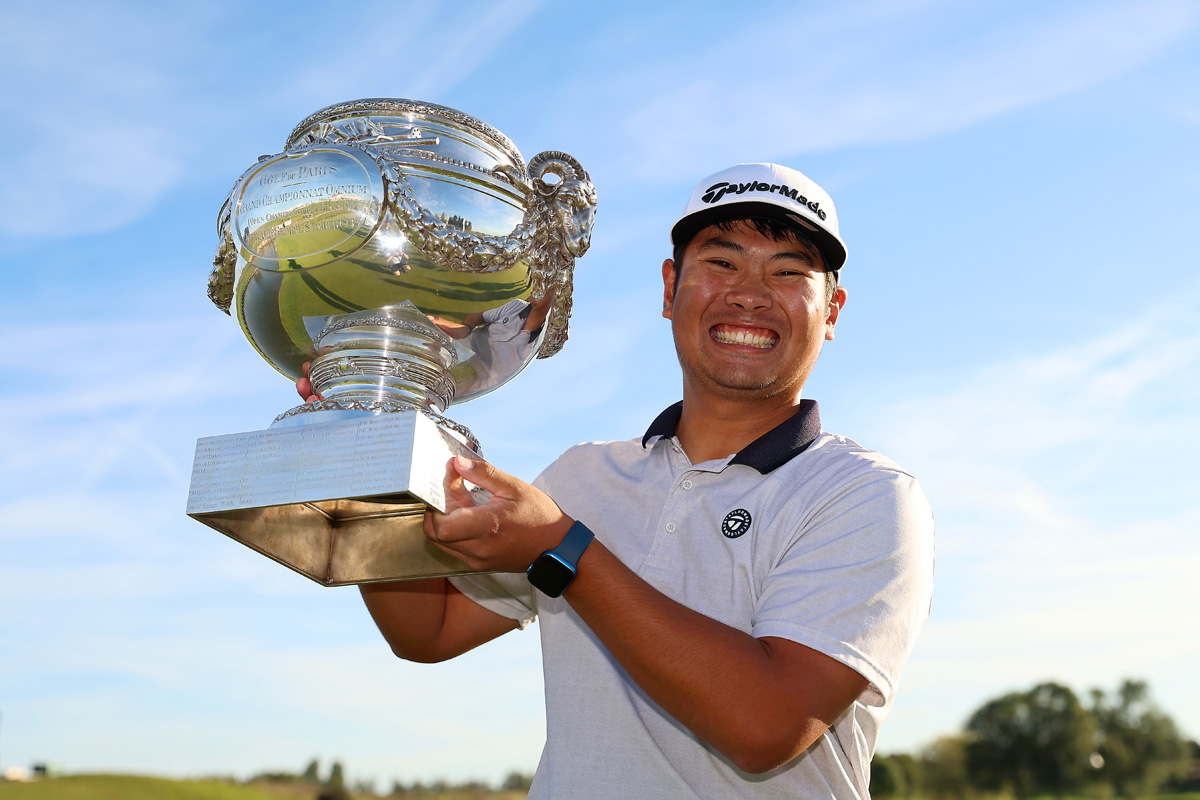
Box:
[553,520,594,567]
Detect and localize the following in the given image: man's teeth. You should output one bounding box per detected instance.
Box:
[714,328,776,348]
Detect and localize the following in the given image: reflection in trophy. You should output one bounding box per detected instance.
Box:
[186,99,596,586]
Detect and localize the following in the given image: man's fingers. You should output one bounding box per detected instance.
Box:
[443,464,476,510]
[297,362,324,402]
[423,505,502,571]
[422,507,440,541]
[450,456,517,498]
[426,502,495,544]
[425,536,484,571]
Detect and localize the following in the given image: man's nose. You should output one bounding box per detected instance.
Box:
[725,273,772,310]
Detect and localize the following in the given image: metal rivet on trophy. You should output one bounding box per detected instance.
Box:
[187,99,597,586]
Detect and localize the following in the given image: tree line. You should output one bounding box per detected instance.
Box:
[248,758,533,798]
[245,678,1193,799]
[872,678,1197,799]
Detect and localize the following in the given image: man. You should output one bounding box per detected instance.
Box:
[351,163,934,798]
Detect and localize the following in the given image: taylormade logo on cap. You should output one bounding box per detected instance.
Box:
[701,180,827,221]
[670,163,848,270]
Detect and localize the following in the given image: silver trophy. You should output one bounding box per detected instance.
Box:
[187,99,596,585]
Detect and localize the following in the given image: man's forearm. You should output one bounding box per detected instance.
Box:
[360,578,453,662]
[360,578,516,663]
[563,540,867,774]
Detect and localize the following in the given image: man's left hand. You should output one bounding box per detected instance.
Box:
[423,456,574,573]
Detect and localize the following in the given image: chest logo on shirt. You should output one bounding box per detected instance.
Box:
[721,508,753,539]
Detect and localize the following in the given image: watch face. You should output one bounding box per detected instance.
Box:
[528,553,575,598]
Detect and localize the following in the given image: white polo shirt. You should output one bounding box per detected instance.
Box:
[452,401,934,799]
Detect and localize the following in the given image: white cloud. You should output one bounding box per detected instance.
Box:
[0,2,216,237]
[609,0,1200,176]
[867,284,1200,749]
[271,0,547,119]
[0,123,182,236]
[0,0,550,239]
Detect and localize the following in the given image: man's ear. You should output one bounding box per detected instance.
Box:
[825,285,847,341]
[662,258,676,319]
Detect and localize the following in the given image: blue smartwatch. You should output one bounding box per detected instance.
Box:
[527,521,594,598]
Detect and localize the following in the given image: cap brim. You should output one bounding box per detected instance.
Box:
[670,201,847,271]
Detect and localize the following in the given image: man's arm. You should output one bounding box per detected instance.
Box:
[426,457,869,774]
[359,578,519,663]
[565,540,867,773]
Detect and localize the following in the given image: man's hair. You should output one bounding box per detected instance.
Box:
[671,217,841,302]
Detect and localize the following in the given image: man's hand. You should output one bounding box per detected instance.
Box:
[296,361,322,403]
[423,456,574,573]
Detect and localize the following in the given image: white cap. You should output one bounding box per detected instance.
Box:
[670,163,847,270]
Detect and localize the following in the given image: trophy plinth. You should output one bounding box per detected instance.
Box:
[187,412,479,586]
[189,98,595,585]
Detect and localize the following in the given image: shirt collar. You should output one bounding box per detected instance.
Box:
[640,399,822,474]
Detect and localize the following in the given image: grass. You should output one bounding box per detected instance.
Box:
[903,795,1200,800]
[0,774,287,799]
[0,775,531,800]
[3,776,1193,800]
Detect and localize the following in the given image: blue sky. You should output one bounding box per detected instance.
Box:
[2,0,1199,789]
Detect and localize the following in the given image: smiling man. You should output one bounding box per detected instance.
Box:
[359,163,935,799]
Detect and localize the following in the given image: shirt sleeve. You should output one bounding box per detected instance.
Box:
[448,570,538,628]
[750,466,935,707]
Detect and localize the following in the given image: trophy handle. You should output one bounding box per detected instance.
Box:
[378,149,596,359]
[522,151,597,359]
[207,200,237,314]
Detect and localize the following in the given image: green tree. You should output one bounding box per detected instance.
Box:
[302,758,320,783]
[1090,679,1189,798]
[889,752,921,796]
[501,771,534,790]
[318,760,350,800]
[965,682,1094,799]
[920,735,972,800]
[870,754,905,797]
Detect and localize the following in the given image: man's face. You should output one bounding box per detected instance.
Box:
[662,221,846,404]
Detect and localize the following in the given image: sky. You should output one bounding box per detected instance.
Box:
[2,0,1199,790]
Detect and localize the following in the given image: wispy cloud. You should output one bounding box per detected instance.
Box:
[607,0,1200,176]
[229,0,549,135]
[0,0,547,239]
[0,2,218,237]
[866,283,1200,747]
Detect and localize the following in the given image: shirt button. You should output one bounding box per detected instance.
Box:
[665,522,677,534]
[681,479,693,490]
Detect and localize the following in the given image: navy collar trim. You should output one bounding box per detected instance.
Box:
[640,399,822,474]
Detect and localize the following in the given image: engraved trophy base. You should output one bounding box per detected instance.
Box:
[187,410,480,586]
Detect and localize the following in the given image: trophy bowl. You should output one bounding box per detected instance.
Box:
[188,99,597,585]
[209,97,597,421]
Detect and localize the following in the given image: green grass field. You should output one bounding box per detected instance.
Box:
[0,774,529,800]
[0,775,289,800]
[1,776,1194,800]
